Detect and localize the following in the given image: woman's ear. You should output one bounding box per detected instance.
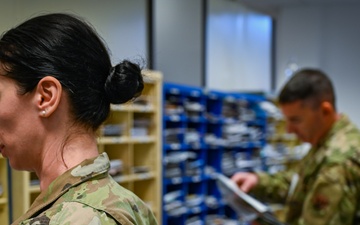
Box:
[35,76,62,117]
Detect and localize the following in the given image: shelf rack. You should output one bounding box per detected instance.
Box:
[162,83,267,225]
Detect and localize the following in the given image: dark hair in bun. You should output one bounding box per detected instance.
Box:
[105,60,144,104]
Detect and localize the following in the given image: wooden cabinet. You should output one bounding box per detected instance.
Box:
[11,170,40,221]
[0,156,9,224]
[98,70,162,221]
[11,70,163,223]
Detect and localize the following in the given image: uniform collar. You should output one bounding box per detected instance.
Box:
[314,114,349,149]
[13,153,110,224]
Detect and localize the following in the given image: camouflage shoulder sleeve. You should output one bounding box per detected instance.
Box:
[299,163,359,225]
[52,201,120,224]
[20,201,119,225]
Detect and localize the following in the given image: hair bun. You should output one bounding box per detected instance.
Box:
[104,60,144,104]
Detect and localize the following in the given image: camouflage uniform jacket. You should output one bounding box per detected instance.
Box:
[253,114,360,225]
[12,153,158,225]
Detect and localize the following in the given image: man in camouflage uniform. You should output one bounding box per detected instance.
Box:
[232,68,360,225]
[13,153,158,225]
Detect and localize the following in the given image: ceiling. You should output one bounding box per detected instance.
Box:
[235,0,360,16]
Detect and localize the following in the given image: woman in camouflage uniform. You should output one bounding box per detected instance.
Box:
[0,13,157,225]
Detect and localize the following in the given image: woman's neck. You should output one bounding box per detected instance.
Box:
[37,132,99,191]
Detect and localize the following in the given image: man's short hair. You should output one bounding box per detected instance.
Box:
[278,68,336,110]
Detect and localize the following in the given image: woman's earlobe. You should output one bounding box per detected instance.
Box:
[40,110,47,117]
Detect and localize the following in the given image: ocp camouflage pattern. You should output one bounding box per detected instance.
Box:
[253,114,360,225]
[12,153,158,225]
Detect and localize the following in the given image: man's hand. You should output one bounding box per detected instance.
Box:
[231,172,259,193]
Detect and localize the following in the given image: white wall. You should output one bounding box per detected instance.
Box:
[154,0,203,86]
[206,0,272,92]
[275,3,360,126]
[0,0,147,66]
[153,0,272,89]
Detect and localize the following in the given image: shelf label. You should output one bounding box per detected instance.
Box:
[209,93,218,99]
[171,177,182,184]
[133,137,151,143]
[169,88,180,94]
[137,173,151,180]
[170,143,181,150]
[169,115,180,122]
[190,207,201,214]
[190,91,200,97]
[191,176,201,183]
[110,105,127,111]
[225,96,236,102]
[111,137,124,143]
[133,105,153,112]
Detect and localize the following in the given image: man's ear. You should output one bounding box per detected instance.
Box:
[35,76,62,117]
[321,101,334,116]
